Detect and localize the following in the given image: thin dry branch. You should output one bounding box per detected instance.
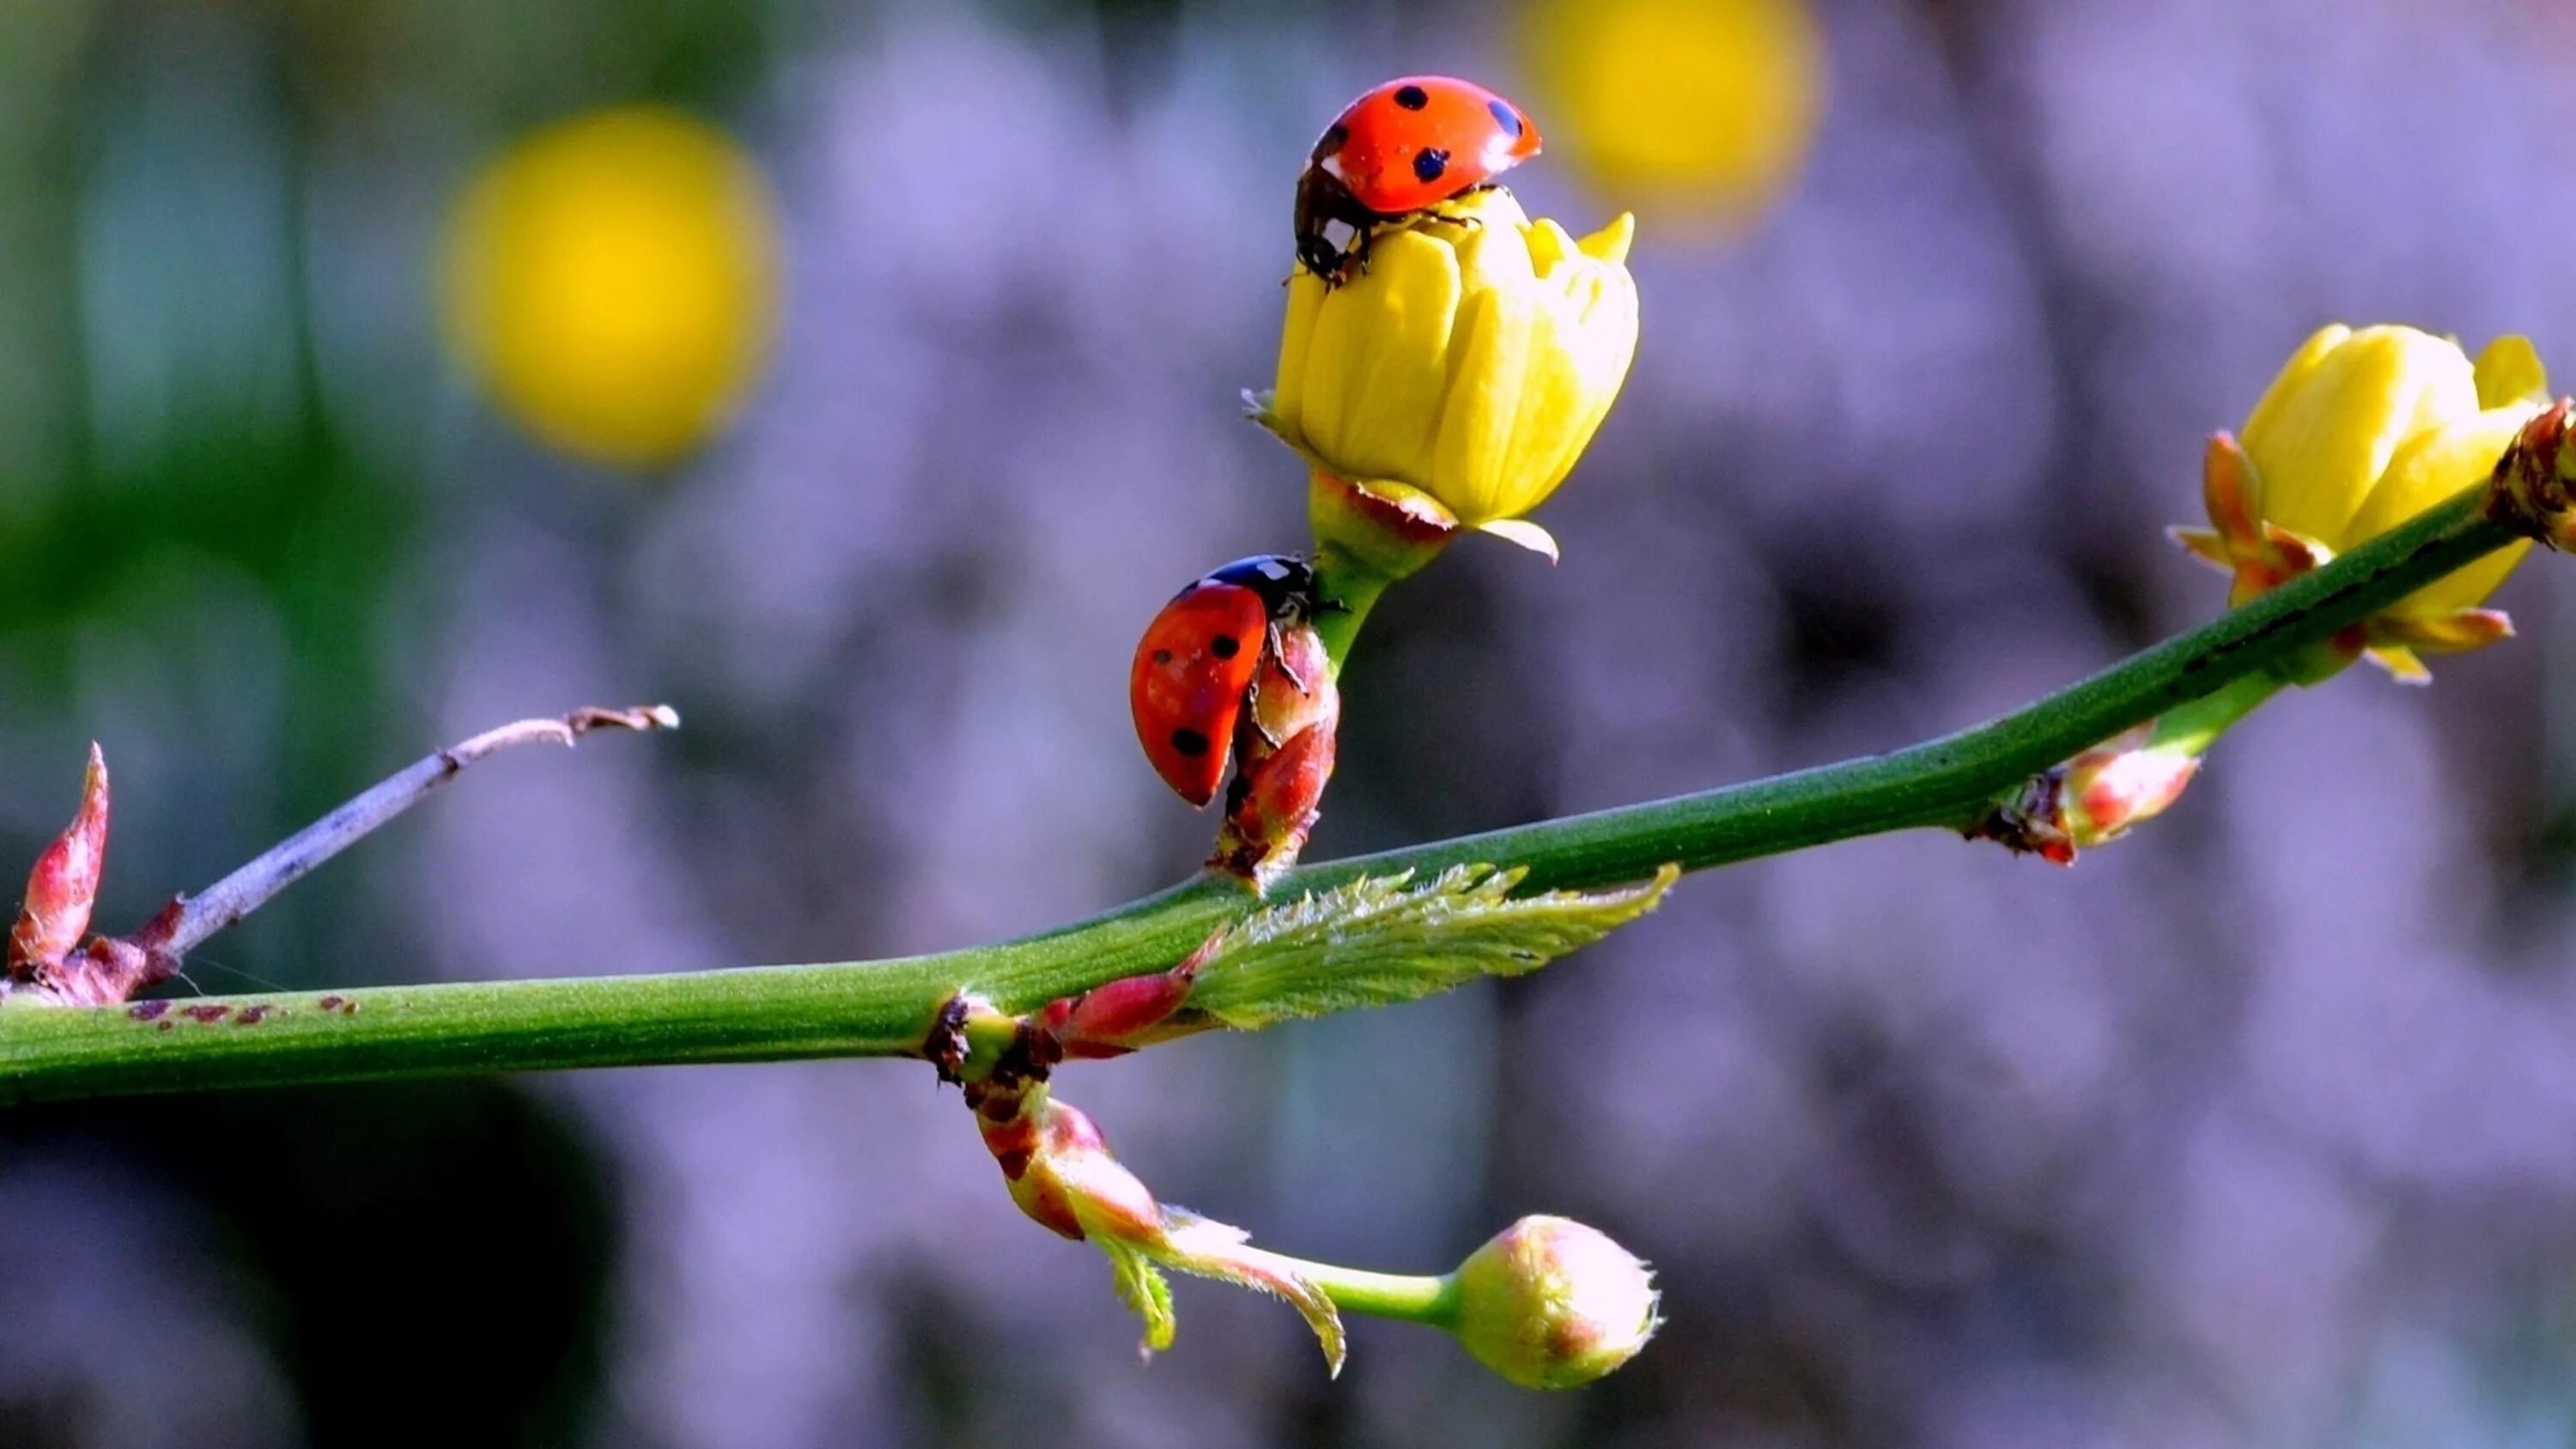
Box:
[2,705,678,1008]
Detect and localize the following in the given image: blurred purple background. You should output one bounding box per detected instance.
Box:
[8,0,2576,1445]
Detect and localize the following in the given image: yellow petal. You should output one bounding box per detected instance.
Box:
[1528,265,1641,494]
[1431,270,1539,523]
[1271,271,1327,443]
[1494,302,1592,511]
[2363,646,2432,684]
[2167,526,2233,571]
[1479,518,1561,560]
[1526,217,1574,274]
[1300,229,1461,482]
[2350,403,2541,617]
[2238,324,2350,468]
[1578,212,1637,266]
[1330,237,1471,483]
[2240,324,2478,549]
[2474,334,2549,409]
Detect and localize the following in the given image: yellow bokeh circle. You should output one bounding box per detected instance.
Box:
[1524,0,1826,227]
[443,106,779,469]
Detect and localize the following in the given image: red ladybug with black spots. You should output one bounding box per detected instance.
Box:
[1130,555,1319,807]
[1294,76,1543,284]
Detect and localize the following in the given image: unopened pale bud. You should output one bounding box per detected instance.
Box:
[1450,1215,1660,1389]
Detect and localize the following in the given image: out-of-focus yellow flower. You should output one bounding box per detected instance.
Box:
[443,106,778,469]
[1522,0,1823,227]
[2174,325,2551,680]
[1255,188,1638,562]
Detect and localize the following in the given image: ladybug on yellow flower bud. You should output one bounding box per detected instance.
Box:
[1294,76,1542,284]
[1129,555,1318,807]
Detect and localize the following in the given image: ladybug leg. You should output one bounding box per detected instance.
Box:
[1295,167,1359,283]
[1340,224,1373,284]
[1297,167,1391,288]
[1268,620,1316,694]
[1431,183,1503,231]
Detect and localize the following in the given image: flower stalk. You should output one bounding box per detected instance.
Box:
[939,979,1655,1379]
[1,456,2552,1105]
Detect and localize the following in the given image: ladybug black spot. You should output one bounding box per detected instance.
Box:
[1393,84,1430,111]
[1170,727,1212,757]
[1152,649,1173,665]
[1210,634,1241,659]
[1487,100,1522,137]
[1413,148,1450,185]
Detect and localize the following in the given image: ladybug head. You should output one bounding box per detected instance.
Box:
[1194,555,1315,621]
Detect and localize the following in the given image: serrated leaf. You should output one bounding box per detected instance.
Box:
[1161,1210,1347,1376]
[1185,862,1678,1032]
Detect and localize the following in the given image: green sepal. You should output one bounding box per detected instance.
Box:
[1097,1236,1177,1355]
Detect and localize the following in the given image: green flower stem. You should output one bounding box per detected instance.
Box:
[2148,668,2287,757]
[1303,1263,1461,1327]
[1306,545,1397,677]
[0,484,2522,1106]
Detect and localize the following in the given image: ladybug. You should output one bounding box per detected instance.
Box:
[1294,76,1542,284]
[1130,555,1319,807]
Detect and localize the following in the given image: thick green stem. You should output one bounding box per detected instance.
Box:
[1306,545,1395,676]
[0,486,2520,1106]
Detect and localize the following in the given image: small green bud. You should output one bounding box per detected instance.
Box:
[1450,1215,1661,1389]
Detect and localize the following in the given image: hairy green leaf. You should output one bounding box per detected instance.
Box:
[1185,862,1678,1032]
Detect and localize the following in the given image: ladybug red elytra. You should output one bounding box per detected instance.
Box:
[1129,555,1319,807]
[1293,76,1543,284]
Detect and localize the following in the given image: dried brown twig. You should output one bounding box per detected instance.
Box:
[2,705,678,1008]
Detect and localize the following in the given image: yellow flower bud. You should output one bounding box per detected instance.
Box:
[2344,404,2536,621]
[1258,189,1639,557]
[442,107,779,469]
[2238,324,2481,549]
[2176,324,2551,679]
[1449,1215,1661,1389]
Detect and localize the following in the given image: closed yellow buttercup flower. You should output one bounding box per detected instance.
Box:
[1256,188,1638,559]
[443,106,779,469]
[2178,324,2551,678]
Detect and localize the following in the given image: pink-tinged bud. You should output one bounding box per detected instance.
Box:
[1449,1216,1661,1389]
[9,744,111,975]
[1212,623,1340,885]
[1042,956,1201,1059]
[2062,730,2201,850]
[2494,398,2576,551]
[1002,1096,1165,1245]
[1245,621,1335,743]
